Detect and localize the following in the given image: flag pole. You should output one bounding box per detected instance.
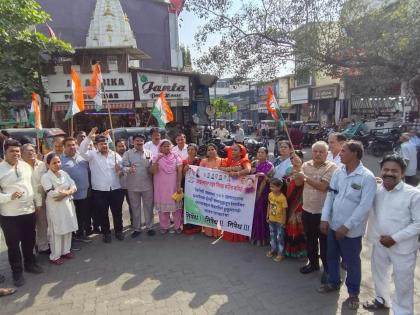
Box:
[70,116,74,137]
[102,85,117,162]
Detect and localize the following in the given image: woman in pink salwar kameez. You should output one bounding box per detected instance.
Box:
[151,139,183,234]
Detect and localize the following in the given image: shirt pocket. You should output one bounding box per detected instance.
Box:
[347,185,362,202]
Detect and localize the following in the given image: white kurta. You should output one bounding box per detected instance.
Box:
[41,170,78,235]
[367,181,420,315]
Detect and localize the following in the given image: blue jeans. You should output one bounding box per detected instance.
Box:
[327,229,362,296]
[269,222,285,255]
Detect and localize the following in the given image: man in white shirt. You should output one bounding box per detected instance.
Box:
[213,124,229,141]
[233,124,245,144]
[21,143,49,254]
[172,133,188,160]
[319,141,377,310]
[79,128,124,243]
[144,127,161,158]
[0,140,43,287]
[400,133,418,186]
[327,132,346,168]
[363,155,420,314]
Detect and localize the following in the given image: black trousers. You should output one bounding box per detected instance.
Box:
[0,213,36,274]
[73,198,91,236]
[302,210,328,272]
[92,189,124,235]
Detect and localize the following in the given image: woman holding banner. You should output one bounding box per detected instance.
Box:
[250,147,274,246]
[151,140,183,234]
[182,143,201,234]
[200,144,223,237]
[219,143,251,242]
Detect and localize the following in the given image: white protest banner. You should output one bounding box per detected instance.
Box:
[184,165,257,237]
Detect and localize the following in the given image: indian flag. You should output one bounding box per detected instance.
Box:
[66,68,85,118]
[266,86,284,125]
[29,92,42,129]
[87,63,103,111]
[152,92,174,128]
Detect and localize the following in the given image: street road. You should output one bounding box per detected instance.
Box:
[0,140,418,315]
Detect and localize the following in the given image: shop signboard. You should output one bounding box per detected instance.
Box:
[138,72,190,103]
[312,84,339,100]
[290,87,309,105]
[47,72,134,103]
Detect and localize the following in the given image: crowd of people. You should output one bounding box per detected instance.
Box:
[0,126,419,315]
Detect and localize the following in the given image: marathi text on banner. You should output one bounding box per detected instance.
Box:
[184,166,257,237]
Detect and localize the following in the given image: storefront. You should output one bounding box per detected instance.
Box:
[48,69,135,132]
[311,84,339,124]
[133,70,190,126]
[290,87,310,121]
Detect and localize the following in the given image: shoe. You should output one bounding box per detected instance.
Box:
[344,296,359,310]
[300,264,320,274]
[147,229,156,236]
[169,229,176,234]
[71,244,81,251]
[0,274,5,284]
[103,234,112,243]
[38,248,51,255]
[266,250,275,258]
[49,258,64,265]
[273,255,284,262]
[115,232,125,241]
[321,271,328,284]
[362,298,389,310]
[78,235,92,243]
[13,273,25,287]
[131,231,141,238]
[25,263,44,274]
[61,252,75,259]
[317,283,340,293]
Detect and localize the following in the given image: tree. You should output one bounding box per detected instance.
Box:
[186,0,420,109]
[210,97,237,118]
[0,0,72,119]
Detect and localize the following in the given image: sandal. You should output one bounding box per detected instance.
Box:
[317,283,340,293]
[159,229,168,235]
[266,250,275,258]
[363,298,389,310]
[0,288,16,297]
[344,296,359,310]
[49,258,64,265]
[273,255,284,262]
[61,252,75,259]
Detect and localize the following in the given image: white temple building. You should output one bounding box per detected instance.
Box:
[86,0,138,48]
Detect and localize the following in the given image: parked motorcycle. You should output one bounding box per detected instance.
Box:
[367,129,400,157]
[198,136,230,158]
[245,138,263,160]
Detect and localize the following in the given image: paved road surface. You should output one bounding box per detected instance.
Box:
[0,142,418,315]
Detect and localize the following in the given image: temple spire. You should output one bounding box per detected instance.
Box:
[86,0,137,48]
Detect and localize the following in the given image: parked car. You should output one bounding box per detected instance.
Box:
[5,128,66,155]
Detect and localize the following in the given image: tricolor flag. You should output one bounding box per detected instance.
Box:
[152,92,174,128]
[65,68,85,120]
[29,93,42,130]
[266,86,284,125]
[46,23,56,39]
[87,63,103,111]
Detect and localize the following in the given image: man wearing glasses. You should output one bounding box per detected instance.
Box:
[0,139,43,287]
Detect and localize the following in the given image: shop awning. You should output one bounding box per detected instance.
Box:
[53,101,134,112]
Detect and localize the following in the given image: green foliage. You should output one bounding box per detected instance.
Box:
[0,0,73,113]
[187,0,420,100]
[210,97,237,118]
[180,44,192,68]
